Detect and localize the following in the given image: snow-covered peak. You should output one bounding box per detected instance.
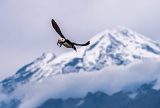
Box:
[26,52,55,70]
[83,26,160,67]
[19,26,160,81]
[0,52,56,93]
[115,25,159,44]
[1,26,160,94]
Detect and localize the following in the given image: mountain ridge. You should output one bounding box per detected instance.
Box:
[1,26,160,94]
[37,83,160,108]
[0,26,160,108]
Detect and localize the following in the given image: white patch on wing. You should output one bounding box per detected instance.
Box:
[63,42,72,48]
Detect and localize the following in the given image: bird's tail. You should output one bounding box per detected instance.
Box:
[73,41,90,46]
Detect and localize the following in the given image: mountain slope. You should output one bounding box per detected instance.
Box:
[0,26,160,108]
[38,83,160,108]
[1,26,160,93]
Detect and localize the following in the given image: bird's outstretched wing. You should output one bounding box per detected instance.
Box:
[73,41,90,46]
[51,19,65,38]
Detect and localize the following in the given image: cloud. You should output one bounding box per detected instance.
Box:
[3,59,158,108]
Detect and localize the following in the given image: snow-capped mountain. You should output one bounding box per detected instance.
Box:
[1,26,160,94]
[1,26,160,108]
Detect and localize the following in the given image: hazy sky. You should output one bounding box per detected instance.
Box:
[0,0,160,80]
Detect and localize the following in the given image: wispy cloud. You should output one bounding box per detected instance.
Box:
[1,60,158,108]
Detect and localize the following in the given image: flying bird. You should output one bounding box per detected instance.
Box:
[51,19,90,52]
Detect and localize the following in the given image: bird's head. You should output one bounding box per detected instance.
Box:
[57,38,65,47]
[58,38,65,43]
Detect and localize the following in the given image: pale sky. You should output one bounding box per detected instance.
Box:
[0,0,160,80]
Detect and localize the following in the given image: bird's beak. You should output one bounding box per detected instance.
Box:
[57,40,62,47]
[57,38,63,47]
[57,38,60,46]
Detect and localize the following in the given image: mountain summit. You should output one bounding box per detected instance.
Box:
[1,26,160,108]
[1,26,160,94]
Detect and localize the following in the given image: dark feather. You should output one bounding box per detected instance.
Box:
[73,41,90,46]
[51,19,65,38]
